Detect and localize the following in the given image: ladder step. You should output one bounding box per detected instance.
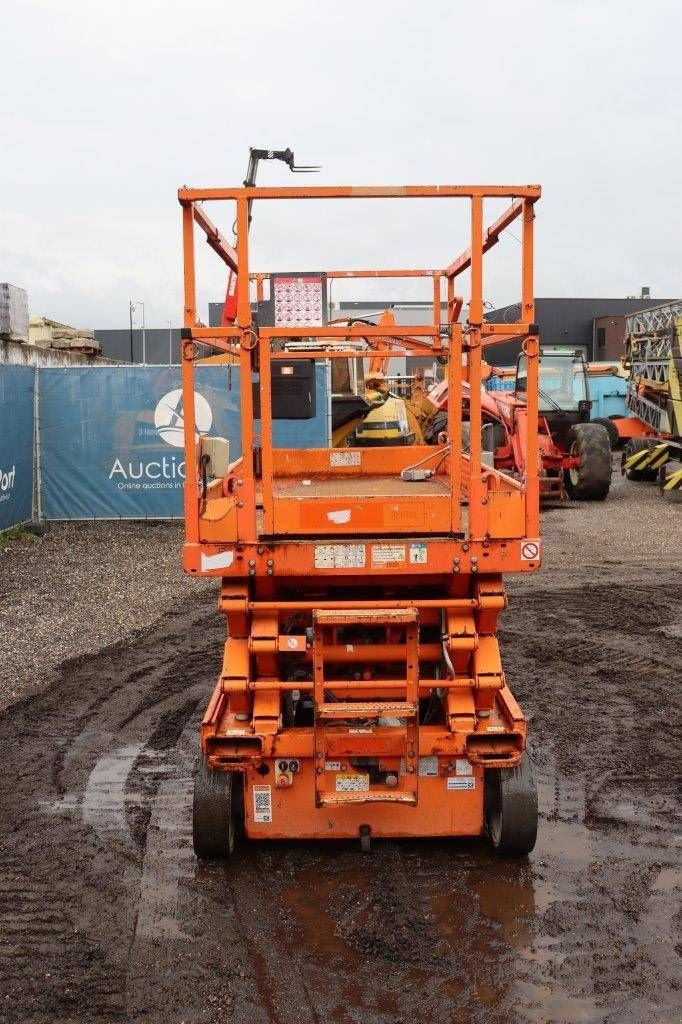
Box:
[314,608,418,627]
[318,790,417,806]
[316,701,417,720]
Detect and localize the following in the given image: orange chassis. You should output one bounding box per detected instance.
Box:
[179,182,541,845]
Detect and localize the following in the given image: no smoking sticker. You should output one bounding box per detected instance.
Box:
[521,540,540,561]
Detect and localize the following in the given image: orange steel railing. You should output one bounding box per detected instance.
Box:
[178,184,540,551]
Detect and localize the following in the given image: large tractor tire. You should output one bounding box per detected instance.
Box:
[485,753,538,856]
[564,422,612,500]
[591,416,620,450]
[192,757,239,860]
[623,437,658,482]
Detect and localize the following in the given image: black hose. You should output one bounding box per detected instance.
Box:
[199,453,210,515]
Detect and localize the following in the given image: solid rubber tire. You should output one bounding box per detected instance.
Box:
[564,422,612,500]
[485,753,538,856]
[192,758,235,859]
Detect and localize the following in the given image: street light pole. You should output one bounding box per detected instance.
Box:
[130,300,146,364]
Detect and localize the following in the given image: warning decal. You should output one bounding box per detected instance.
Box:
[330,450,361,467]
[521,540,541,561]
[418,756,439,777]
[335,772,370,792]
[409,543,428,565]
[447,776,476,791]
[315,544,366,569]
[371,544,406,566]
[252,784,272,823]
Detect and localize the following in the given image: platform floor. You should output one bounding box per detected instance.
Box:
[273,475,451,499]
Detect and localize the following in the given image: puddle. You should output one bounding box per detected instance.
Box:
[535,817,592,865]
[587,774,679,831]
[281,844,539,1018]
[475,982,501,1005]
[281,866,357,960]
[652,867,680,891]
[514,980,605,1023]
[82,741,145,839]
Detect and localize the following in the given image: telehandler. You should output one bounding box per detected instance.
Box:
[179,170,542,857]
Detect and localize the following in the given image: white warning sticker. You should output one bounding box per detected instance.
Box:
[409,543,428,565]
[330,450,361,467]
[325,761,342,772]
[447,776,476,791]
[314,544,366,569]
[252,784,272,823]
[327,509,351,524]
[371,544,406,565]
[418,756,439,777]
[455,758,473,776]
[335,772,370,792]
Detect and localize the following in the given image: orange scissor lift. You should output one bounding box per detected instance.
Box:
[179,181,542,857]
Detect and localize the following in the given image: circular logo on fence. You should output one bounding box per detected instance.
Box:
[521,541,540,561]
[154,388,212,448]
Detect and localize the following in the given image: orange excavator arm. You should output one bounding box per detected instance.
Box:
[367,310,400,375]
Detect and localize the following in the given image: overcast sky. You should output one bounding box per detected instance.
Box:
[1,0,680,330]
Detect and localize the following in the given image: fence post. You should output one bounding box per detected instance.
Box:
[33,367,43,523]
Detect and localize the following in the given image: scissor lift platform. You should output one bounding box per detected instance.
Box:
[180,180,542,857]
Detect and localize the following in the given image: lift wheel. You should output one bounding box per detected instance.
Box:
[485,752,538,856]
[192,758,237,860]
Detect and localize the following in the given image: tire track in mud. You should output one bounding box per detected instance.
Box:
[0,575,680,1024]
[0,854,127,1023]
[503,581,682,1024]
[54,665,213,1020]
[82,741,146,841]
[130,718,197,943]
[0,597,224,1023]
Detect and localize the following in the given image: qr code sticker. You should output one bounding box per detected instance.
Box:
[252,784,272,823]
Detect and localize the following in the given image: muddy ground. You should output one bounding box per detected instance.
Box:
[0,474,680,1024]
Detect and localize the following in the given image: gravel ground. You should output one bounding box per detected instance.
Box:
[535,458,682,574]
[0,521,211,710]
[1,459,679,711]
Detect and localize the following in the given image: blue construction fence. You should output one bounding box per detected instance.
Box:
[0,364,330,527]
[0,361,627,530]
[0,366,35,530]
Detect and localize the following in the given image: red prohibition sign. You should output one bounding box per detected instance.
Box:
[521,541,539,560]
